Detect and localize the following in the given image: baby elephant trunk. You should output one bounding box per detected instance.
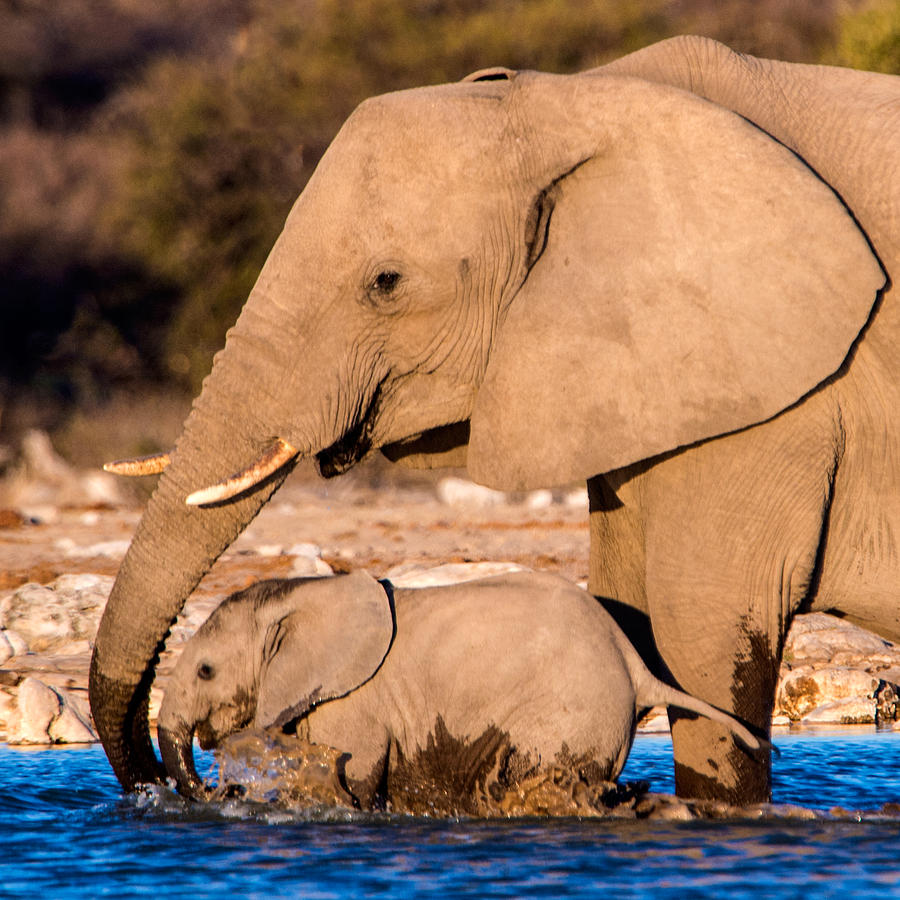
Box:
[157,719,208,800]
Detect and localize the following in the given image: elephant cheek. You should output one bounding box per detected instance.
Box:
[203,695,254,748]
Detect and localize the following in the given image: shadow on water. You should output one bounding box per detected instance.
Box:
[1,730,900,898]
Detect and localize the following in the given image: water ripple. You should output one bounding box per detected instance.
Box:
[1,732,900,898]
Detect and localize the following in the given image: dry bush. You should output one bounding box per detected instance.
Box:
[0,0,248,128]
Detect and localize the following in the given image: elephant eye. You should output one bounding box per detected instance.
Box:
[371,270,401,296]
[197,663,215,681]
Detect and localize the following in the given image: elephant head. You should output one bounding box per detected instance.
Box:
[92,65,884,791]
[157,572,393,798]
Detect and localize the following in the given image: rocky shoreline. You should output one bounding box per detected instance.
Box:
[1,431,899,745]
[3,571,899,745]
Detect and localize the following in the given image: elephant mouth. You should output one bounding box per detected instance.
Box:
[316,383,384,478]
[196,721,218,752]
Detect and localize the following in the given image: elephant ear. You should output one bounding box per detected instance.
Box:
[254,571,394,730]
[467,76,886,490]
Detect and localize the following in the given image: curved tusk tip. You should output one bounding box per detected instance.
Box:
[185,487,220,507]
[102,452,171,476]
[184,438,299,507]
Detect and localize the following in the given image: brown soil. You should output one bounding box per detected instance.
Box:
[0,473,589,596]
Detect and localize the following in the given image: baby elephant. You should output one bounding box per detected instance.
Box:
[158,570,762,811]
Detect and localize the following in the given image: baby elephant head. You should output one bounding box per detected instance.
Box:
[157,571,394,799]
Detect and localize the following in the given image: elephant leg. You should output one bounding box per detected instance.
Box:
[665,633,777,803]
[812,335,900,644]
[594,391,843,803]
[589,468,665,684]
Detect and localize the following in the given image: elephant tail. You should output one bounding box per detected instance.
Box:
[641,680,770,754]
[613,630,770,753]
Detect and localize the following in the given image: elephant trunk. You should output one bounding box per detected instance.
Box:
[157,719,207,800]
[90,443,293,791]
[90,301,315,792]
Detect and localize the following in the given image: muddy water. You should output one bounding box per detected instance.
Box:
[213,727,651,818]
[212,727,900,824]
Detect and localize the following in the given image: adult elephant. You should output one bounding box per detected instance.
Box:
[588,36,900,801]
[90,39,896,803]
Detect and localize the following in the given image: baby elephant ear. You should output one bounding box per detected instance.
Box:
[468,76,885,490]
[255,571,394,730]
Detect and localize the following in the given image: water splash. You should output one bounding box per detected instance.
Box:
[213,729,356,811]
[204,728,900,823]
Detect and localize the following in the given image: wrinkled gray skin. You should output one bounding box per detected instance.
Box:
[157,571,762,806]
[91,36,898,803]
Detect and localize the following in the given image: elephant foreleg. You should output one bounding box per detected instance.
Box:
[667,633,777,803]
[652,400,843,802]
[593,391,843,803]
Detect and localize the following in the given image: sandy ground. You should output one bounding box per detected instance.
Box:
[0,467,590,593]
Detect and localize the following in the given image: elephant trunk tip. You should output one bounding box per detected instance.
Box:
[157,721,210,801]
[89,660,166,792]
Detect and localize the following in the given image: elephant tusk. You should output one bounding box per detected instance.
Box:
[185,438,299,506]
[102,452,171,476]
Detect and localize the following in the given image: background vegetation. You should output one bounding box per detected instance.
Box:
[1,0,897,464]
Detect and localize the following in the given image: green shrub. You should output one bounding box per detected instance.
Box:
[827,0,900,73]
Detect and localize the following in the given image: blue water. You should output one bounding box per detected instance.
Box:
[2,731,900,898]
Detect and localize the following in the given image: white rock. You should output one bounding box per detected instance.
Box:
[0,630,26,664]
[288,556,334,577]
[5,430,126,510]
[563,488,590,509]
[525,490,554,510]
[149,685,165,728]
[788,612,843,634]
[436,477,508,508]
[776,666,880,720]
[287,543,323,560]
[55,573,111,592]
[385,561,526,588]
[255,544,286,557]
[0,688,16,734]
[5,629,28,657]
[21,430,72,483]
[801,697,876,725]
[8,678,97,744]
[1,574,113,652]
[786,613,895,661]
[637,708,670,733]
[48,701,96,744]
[11,677,61,743]
[78,470,125,506]
[62,539,131,559]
